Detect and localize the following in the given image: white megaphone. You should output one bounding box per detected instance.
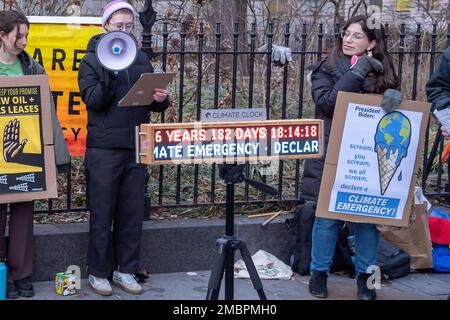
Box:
[95,30,138,72]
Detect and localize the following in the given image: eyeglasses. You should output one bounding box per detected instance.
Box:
[109,23,134,32]
[340,30,367,41]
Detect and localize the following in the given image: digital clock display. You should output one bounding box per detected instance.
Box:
[138,119,323,165]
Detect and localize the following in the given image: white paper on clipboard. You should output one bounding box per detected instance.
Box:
[118,72,176,107]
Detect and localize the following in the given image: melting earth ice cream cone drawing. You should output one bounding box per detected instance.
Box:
[374,112,411,195]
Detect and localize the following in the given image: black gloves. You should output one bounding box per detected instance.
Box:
[100,68,119,90]
[350,55,384,79]
[380,89,403,113]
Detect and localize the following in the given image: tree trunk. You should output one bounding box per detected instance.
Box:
[206,0,249,77]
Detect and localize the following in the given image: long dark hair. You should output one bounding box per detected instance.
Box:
[0,10,30,49]
[328,15,399,94]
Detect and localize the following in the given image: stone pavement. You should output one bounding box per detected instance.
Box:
[20,270,450,300]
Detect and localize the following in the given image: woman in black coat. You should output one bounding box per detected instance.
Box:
[426,46,450,138]
[78,0,169,297]
[302,15,399,300]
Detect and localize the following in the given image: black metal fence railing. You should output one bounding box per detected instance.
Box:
[35,22,450,215]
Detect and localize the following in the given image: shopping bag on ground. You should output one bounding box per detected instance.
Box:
[234,250,293,280]
[380,187,433,270]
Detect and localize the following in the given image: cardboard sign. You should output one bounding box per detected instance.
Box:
[138,119,323,165]
[0,75,57,203]
[118,72,176,107]
[316,92,430,227]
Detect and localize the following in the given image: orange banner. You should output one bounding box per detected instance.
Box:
[27,16,104,157]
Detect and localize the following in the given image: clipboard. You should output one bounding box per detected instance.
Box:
[118,72,176,107]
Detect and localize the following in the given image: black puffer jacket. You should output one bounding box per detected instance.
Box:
[426,46,450,111]
[301,53,373,202]
[78,33,169,149]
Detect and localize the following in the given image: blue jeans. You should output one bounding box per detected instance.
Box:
[310,217,379,275]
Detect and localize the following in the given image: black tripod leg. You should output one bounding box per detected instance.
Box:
[225,247,235,300]
[237,241,267,300]
[206,241,227,300]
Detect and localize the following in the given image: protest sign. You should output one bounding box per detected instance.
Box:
[316,92,430,227]
[0,75,57,203]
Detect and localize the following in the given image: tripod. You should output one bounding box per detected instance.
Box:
[206,164,278,300]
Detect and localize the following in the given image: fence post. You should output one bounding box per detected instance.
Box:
[210,23,222,205]
[244,22,257,203]
[398,24,406,86]
[412,24,421,100]
[157,22,170,207]
[193,22,205,205]
[139,0,156,59]
[294,23,308,199]
[175,23,187,205]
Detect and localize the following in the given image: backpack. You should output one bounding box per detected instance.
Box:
[330,224,355,275]
[285,202,355,276]
[427,208,450,272]
[432,244,450,272]
[427,207,450,244]
[377,239,411,279]
[286,201,316,275]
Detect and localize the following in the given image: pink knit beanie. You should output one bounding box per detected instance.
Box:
[102,0,136,27]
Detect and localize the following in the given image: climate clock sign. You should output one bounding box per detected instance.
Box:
[137,119,323,165]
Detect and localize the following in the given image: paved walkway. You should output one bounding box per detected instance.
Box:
[20,270,450,300]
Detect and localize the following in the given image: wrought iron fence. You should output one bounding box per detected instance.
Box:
[35,21,450,214]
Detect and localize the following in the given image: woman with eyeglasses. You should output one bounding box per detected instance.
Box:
[78,0,169,296]
[301,15,399,300]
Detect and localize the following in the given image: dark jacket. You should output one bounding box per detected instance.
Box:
[301,53,373,202]
[426,46,450,111]
[78,33,169,149]
[18,50,71,173]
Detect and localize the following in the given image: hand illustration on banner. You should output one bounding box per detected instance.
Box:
[2,119,40,166]
[3,119,28,163]
[374,112,411,195]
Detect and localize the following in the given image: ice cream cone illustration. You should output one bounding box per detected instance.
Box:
[374,112,411,195]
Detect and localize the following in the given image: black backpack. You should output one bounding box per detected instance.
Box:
[330,224,355,275]
[377,239,411,280]
[286,201,316,275]
[286,202,355,276]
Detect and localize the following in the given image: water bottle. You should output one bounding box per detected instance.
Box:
[0,258,6,300]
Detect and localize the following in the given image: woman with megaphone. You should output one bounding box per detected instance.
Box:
[78,0,169,296]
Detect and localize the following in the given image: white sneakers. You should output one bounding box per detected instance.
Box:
[88,274,113,296]
[112,271,143,295]
[89,272,143,296]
